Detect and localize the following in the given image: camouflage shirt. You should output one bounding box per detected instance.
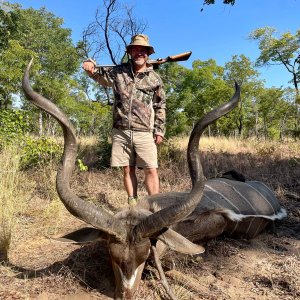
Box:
[92,61,166,136]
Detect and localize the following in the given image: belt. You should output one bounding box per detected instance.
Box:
[114,125,153,132]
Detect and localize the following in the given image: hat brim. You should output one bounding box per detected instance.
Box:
[126,45,155,55]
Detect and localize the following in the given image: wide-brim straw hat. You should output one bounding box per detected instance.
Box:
[126,34,155,55]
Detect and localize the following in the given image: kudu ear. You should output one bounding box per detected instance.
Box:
[51,227,108,244]
[157,228,205,255]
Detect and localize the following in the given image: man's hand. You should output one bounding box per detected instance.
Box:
[82,61,96,77]
[154,135,163,145]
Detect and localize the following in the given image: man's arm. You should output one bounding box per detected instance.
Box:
[153,83,166,144]
[82,58,113,87]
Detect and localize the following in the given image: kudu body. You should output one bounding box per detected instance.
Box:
[22,60,286,299]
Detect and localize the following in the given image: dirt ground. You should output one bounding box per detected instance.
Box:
[0,149,299,300]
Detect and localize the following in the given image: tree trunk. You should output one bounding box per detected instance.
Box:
[263,117,268,140]
[255,109,259,138]
[279,115,286,141]
[39,112,43,136]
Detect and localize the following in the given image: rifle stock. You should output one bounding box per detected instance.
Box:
[150,51,192,65]
[95,51,192,69]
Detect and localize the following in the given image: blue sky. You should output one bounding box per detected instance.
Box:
[8,0,300,88]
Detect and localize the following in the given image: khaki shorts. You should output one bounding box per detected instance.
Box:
[111,128,158,168]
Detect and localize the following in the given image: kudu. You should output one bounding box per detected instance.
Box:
[22,59,286,299]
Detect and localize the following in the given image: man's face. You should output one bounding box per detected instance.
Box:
[129,46,149,67]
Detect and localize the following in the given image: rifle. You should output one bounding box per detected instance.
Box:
[148,51,192,69]
[95,51,192,69]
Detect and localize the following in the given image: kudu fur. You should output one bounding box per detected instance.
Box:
[22,59,286,299]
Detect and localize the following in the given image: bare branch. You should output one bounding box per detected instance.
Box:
[103,0,118,64]
[79,0,148,65]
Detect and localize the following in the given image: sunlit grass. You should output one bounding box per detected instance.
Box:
[169,135,299,157]
[0,147,32,263]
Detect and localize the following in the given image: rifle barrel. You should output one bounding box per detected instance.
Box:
[94,51,192,69]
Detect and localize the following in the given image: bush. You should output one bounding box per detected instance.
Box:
[158,139,186,168]
[0,109,30,148]
[0,110,63,169]
[20,136,62,169]
[96,138,112,169]
[96,111,113,169]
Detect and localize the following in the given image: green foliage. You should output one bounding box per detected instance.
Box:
[249,27,300,107]
[249,27,300,68]
[224,54,260,86]
[203,0,235,5]
[96,139,112,169]
[0,4,80,112]
[77,159,88,172]
[177,59,235,136]
[0,109,30,146]
[224,54,263,137]
[0,110,62,169]
[157,63,190,137]
[65,95,112,136]
[166,110,189,137]
[0,40,38,108]
[158,139,185,168]
[158,57,298,140]
[0,110,63,169]
[96,109,113,169]
[0,2,21,52]
[15,6,79,76]
[20,136,62,169]
[255,87,295,139]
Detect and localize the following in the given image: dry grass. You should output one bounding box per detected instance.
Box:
[0,136,299,299]
[0,148,33,262]
[161,136,300,194]
[170,135,299,159]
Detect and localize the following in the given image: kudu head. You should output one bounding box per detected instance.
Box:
[22,59,240,299]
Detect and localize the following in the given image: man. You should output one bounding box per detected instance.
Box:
[82,34,166,205]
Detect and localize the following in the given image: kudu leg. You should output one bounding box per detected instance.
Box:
[151,245,178,300]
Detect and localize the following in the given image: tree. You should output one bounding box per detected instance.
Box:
[157,63,190,137]
[201,0,236,11]
[163,59,235,137]
[249,27,300,103]
[255,87,296,140]
[0,40,38,109]
[250,26,300,137]
[203,0,235,5]
[16,7,79,78]
[224,54,263,137]
[0,2,20,52]
[0,3,81,134]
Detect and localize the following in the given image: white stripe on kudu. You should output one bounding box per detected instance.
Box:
[214,179,258,213]
[245,181,277,214]
[205,184,242,212]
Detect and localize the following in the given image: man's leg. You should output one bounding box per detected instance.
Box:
[144,167,159,195]
[123,166,138,198]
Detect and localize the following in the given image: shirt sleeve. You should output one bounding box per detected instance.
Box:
[89,67,114,87]
[152,81,166,137]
